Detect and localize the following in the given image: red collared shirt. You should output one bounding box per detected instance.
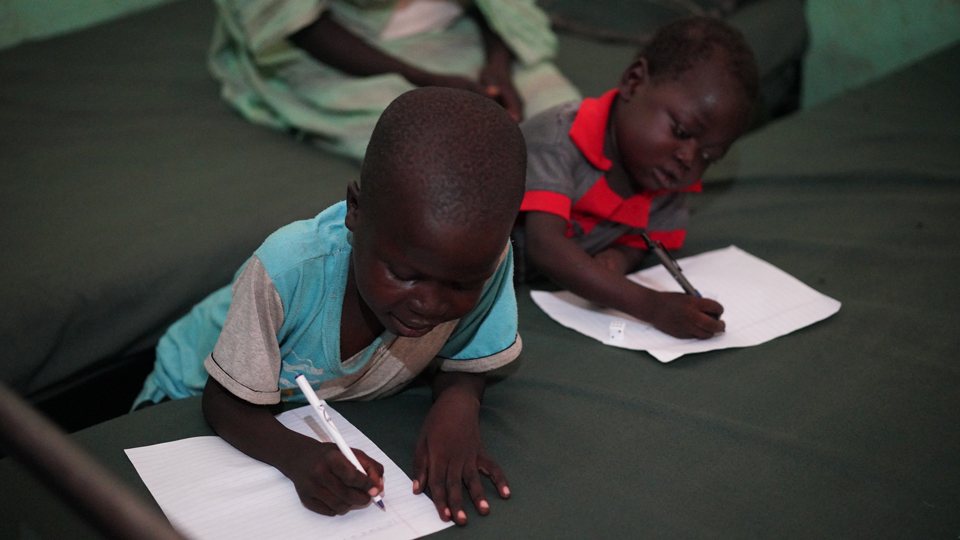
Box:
[519,89,701,253]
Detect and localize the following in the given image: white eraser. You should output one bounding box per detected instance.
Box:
[609,319,626,342]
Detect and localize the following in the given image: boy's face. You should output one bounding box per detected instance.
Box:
[613,55,750,192]
[345,182,507,338]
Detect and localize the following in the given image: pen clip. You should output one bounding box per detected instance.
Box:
[316,400,334,424]
[295,374,335,432]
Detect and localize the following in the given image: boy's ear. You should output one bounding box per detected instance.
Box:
[618,57,649,101]
[345,181,361,232]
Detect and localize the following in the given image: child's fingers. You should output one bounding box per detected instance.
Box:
[299,493,338,515]
[353,449,385,492]
[329,470,379,508]
[709,316,725,334]
[411,441,429,495]
[699,297,724,317]
[299,480,361,515]
[437,463,468,526]
[693,320,723,339]
[320,449,382,508]
[695,299,725,335]
[478,455,511,499]
[690,312,724,338]
[462,466,490,516]
[426,475,452,522]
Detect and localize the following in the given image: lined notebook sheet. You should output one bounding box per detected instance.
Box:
[125,405,452,540]
[530,246,841,362]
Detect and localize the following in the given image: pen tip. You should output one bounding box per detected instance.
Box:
[376,500,386,511]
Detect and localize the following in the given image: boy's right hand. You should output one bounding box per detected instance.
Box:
[645,291,725,339]
[284,440,385,516]
[202,379,384,517]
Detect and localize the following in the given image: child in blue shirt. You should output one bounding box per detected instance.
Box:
[514,17,759,339]
[135,87,527,526]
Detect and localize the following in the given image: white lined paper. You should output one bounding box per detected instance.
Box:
[530,246,841,362]
[125,405,452,540]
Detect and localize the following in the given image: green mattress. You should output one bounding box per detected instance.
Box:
[3,41,959,536]
[5,0,958,538]
[0,0,805,405]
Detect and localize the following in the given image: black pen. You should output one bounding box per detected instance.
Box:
[639,231,702,297]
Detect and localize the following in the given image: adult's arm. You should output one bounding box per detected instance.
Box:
[289,12,486,92]
[469,7,522,120]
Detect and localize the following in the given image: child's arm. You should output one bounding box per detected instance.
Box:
[412,371,508,526]
[201,378,385,515]
[289,12,492,99]
[593,244,647,275]
[525,211,725,339]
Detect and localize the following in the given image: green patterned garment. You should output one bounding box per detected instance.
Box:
[209,0,581,160]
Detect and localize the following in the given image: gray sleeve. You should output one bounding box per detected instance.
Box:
[204,256,285,405]
[521,102,580,197]
[647,192,691,233]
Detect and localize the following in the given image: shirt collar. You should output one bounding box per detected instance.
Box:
[568,89,619,172]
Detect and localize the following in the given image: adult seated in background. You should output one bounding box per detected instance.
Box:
[210,0,581,160]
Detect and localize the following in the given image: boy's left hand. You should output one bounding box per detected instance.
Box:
[412,385,510,526]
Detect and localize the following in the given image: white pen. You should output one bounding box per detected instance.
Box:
[294,374,386,511]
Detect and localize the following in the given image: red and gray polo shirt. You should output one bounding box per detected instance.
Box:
[517,89,701,258]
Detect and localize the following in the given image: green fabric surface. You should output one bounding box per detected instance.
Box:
[2,170,959,538]
[1,1,957,537]
[540,0,746,43]
[708,44,960,182]
[0,0,807,401]
[539,0,807,75]
[541,0,808,121]
[0,0,358,398]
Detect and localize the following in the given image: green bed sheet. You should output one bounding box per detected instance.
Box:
[2,1,958,537]
[2,42,959,532]
[0,1,358,400]
[0,0,806,404]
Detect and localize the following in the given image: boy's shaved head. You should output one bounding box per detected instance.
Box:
[345,88,526,341]
[640,16,759,103]
[360,87,526,232]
